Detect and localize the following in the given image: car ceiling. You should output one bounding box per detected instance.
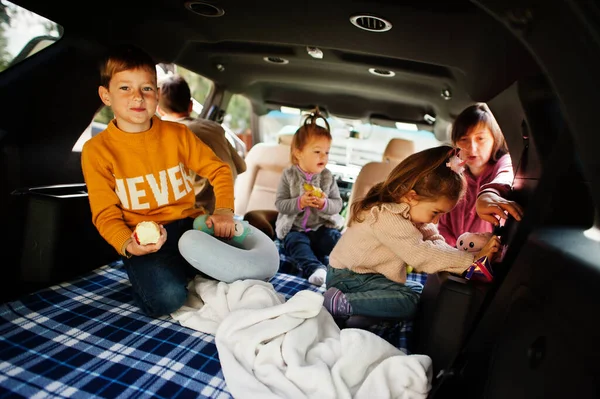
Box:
[15,0,539,135]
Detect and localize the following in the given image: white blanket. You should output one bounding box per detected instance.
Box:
[172,276,432,399]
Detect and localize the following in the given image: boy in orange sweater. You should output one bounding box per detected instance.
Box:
[81,44,235,317]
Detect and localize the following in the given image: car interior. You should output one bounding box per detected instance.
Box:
[1,0,599,397]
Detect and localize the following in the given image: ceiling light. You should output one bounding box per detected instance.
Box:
[350,14,392,32]
[368,68,395,77]
[280,106,301,115]
[395,122,418,131]
[306,47,323,59]
[441,88,452,100]
[263,56,289,64]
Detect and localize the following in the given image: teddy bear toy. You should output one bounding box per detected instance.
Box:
[456,231,493,253]
[455,231,495,282]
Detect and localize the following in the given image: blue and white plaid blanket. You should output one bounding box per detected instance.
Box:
[0,260,427,398]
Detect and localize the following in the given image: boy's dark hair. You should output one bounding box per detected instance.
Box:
[350,145,466,225]
[99,44,157,88]
[451,102,508,161]
[158,75,191,114]
[290,107,331,164]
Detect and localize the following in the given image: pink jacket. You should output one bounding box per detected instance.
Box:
[438,154,514,247]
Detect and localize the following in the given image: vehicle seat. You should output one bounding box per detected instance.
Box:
[278,133,294,146]
[234,139,292,216]
[344,138,415,226]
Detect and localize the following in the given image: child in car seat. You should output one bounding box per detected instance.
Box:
[81,44,237,318]
[323,145,501,326]
[274,108,345,286]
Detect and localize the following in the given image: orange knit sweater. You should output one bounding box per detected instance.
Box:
[81,116,234,255]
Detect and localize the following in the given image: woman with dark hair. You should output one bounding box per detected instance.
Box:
[437,103,523,247]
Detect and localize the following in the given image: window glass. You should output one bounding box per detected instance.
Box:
[0,0,62,73]
[258,108,441,180]
[168,64,213,117]
[223,94,252,157]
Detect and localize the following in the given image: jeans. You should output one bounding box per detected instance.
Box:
[122,218,201,317]
[326,266,423,320]
[283,227,341,278]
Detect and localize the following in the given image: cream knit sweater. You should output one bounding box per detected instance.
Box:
[329,202,475,283]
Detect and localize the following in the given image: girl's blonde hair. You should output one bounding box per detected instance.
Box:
[350,145,466,225]
[290,107,332,164]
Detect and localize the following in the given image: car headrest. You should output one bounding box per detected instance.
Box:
[278,134,294,146]
[382,138,415,163]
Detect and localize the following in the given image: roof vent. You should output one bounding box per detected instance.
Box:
[263,56,289,65]
[368,68,395,77]
[350,14,392,32]
[185,1,225,17]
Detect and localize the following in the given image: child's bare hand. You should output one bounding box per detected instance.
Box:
[312,195,326,209]
[127,225,167,256]
[206,213,235,239]
[300,192,316,209]
[475,235,501,261]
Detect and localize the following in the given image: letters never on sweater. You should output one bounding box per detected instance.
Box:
[81,116,235,254]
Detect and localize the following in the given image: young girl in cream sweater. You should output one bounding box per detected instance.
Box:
[323,145,501,326]
[275,109,344,286]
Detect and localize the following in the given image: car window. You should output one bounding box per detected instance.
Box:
[0,0,62,73]
[164,64,213,118]
[223,94,252,157]
[258,108,441,180]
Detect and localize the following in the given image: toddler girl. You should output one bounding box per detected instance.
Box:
[274,109,344,286]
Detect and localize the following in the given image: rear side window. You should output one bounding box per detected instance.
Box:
[0,0,63,73]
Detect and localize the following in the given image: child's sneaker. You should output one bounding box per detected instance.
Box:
[308,268,327,286]
[323,287,352,316]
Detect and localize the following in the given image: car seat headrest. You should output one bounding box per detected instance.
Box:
[278,134,294,146]
[382,138,415,163]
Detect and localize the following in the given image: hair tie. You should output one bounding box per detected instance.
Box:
[302,106,330,132]
[446,149,466,174]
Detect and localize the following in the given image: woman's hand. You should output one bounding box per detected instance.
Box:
[476,192,523,226]
[206,213,235,239]
[475,234,501,261]
[126,224,167,256]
